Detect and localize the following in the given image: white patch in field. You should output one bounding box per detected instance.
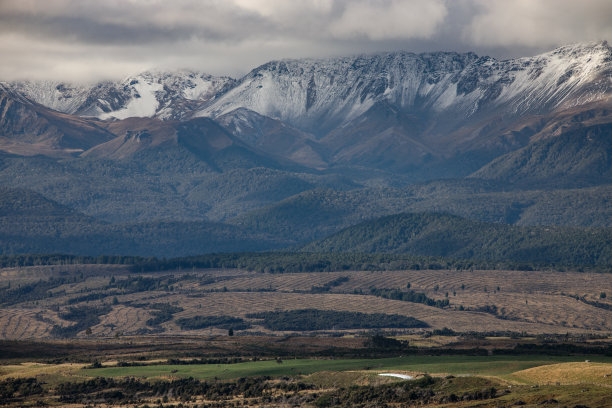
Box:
[379,373,414,380]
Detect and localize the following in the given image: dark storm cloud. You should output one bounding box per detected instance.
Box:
[0,0,609,81]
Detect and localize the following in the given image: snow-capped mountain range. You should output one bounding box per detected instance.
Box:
[198,42,611,135]
[1,41,610,175]
[5,42,610,130]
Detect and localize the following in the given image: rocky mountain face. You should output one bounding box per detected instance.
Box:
[0,42,611,255]
[200,42,611,176]
[0,85,115,157]
[200,43,610,133]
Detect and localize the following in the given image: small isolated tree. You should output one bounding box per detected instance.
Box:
[406,282,411,289]
[228,328,234,336]
[600,292,607,299]
[85,327,92,336]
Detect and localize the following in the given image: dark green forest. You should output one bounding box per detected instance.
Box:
[245,309,428,331]
[303,212,612,265]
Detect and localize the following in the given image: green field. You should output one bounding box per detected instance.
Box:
[83,355,612,380]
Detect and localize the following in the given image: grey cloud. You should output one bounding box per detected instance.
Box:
[464,0,612,48]
[0,0,449,45]
[0,0,609,82]
[0,1,271,44]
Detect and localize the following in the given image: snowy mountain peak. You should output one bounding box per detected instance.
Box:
[3,43,610,133]
[4,70,236,121]
[195,43,610,135]
[546,40,611,58]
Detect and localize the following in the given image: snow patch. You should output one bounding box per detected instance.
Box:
[379,373,414,380]
[182,78,213,100]
[100,79,163,120]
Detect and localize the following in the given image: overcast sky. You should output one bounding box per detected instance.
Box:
[1,0,610,82]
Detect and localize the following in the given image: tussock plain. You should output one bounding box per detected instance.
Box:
[1,265,611,339]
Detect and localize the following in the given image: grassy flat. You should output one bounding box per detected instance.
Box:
[82,355,612,380]
[510,361,612,386]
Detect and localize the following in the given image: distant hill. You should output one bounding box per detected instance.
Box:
[471,120,612,186]
[302,212,612,265]
[232,183,612,243]
[0,187,286,256]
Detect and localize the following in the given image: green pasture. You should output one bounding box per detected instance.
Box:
[82,355,612,380]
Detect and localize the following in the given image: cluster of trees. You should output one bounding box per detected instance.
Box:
[50,305,112,338]
[131,251,561,274]
[0,378,43,402]
[67,291,114,304]
[572,295,612,311]
[1,250,609,275]
[246,309,428,331]
[176,315,251,331]
[110,275,180,293]
[145,303,184,328]
[0,276,69,306]
[315,376,500,407]
[0,254,149,268]
[361,288,450,308]
[315,376,439,407]
[56,375,313,404]
[496,343,612,356]
[310,276,350,293]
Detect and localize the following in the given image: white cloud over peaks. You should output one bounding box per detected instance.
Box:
[465,0,612,47]
[330,0,448,40]
[232,0,334,18]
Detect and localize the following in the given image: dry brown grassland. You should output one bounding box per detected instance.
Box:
[0,265,610,339]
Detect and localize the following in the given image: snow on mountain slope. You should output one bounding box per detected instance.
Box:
[5,42,609,132]
[99,78,163,120]
[199,52,481,134]
[4,70,235,120]
[198,42,612,135]
[1,81,94,114]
